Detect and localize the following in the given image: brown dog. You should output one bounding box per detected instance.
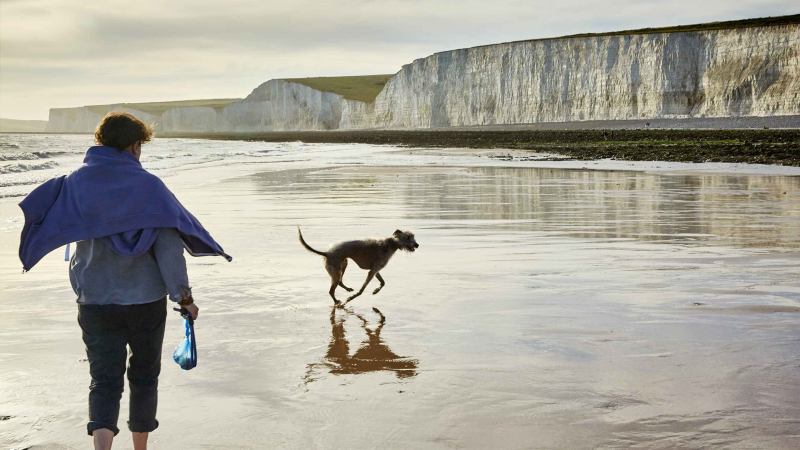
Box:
[298,228,419,305]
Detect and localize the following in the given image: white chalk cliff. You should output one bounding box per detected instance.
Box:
[47,18,799,133]
[373,22,799,127]
[47,106,161,133]
[220,80,346,131]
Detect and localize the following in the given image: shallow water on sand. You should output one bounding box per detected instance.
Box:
[1,136,799,449]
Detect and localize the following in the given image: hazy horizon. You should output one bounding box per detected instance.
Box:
[1,0,797,120]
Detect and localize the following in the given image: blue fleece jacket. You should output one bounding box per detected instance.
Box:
[18,145,231,271]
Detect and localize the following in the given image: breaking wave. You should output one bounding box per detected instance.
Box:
[0,151,70,161]
[0,161,59,174]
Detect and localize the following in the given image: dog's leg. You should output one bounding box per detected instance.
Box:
[338,259,354,292]
[326,260,343,305]
[345,269,376,304]
[329,280,341,306]
[372,272,385,295]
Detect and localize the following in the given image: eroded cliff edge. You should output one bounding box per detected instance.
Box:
[374,19,799,127]
[47,15,800,133]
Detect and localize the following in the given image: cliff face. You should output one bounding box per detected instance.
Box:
[46,101,236,133]
[372,23,799,127]
[48,104,197,133]
[46,19,799,133]
[161,107,220,133]
[220,79,346,131]
[47,107,105,133]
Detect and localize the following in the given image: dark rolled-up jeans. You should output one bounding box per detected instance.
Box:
[78,297,167,436]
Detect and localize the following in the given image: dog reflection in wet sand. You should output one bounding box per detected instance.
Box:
[298,228,419,306]
[304,307,418,384]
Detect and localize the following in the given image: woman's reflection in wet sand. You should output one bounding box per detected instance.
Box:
[304,307,418,385]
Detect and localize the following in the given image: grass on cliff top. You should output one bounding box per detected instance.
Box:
[468,14,800,50]
[284,75,394,103]
[75,98,241,116]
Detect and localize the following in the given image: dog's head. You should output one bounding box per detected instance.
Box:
[393,229,419,252]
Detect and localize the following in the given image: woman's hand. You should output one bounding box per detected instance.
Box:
[183,303,199,321]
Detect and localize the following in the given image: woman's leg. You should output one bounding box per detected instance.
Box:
[132,431,149,450]
[126,298,167,439]
[78,304,127,441]
[92,428,115,450]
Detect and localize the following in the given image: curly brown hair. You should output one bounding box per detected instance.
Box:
[94,112,153,150]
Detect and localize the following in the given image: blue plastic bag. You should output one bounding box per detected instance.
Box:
[173,317,197,370]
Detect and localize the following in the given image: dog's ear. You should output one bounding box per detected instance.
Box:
[393,229,403,237]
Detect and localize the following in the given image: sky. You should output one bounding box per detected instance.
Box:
[0,0,796,120]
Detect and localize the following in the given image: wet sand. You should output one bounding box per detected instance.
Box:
[1,144,799,449]
[162,128,800,166]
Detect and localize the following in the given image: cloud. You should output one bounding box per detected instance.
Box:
[1,0,797,119]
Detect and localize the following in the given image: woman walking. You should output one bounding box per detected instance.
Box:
[18,112,231,449]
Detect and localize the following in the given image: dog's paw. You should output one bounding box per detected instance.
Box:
[372,288,382,295]
[343,287,354,292]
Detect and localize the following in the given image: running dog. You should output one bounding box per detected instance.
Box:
[298,228,419,305]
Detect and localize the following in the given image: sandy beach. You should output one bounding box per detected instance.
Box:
[163,127,800,166]
[1,135,799,449]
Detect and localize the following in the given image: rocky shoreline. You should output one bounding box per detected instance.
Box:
[162,128,800,166]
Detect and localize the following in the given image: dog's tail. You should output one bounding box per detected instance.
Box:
[298,227,328,257]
